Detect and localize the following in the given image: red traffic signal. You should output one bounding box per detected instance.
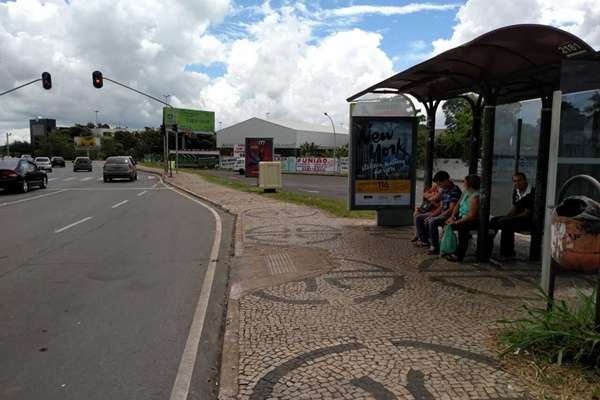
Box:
[41,72,52,90]
[92,71,103,88]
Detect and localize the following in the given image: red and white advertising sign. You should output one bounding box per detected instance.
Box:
[233,144,245,158]
[296,157,337,173]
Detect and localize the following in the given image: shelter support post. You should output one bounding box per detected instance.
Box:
[477,98,497,261]
[541,91,563,300]
[513,118,523,176]
[424,100,440,188]
[530,96,553,261]
[468,96,484,175]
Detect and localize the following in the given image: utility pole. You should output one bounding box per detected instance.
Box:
[5,132,12,157]
[95,110,99,127]
[324,112,337,171]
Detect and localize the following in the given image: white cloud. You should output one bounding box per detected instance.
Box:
[327,3,459,17]
[199,9,394,128]
[0,0,231,140]
[432,0,600,54]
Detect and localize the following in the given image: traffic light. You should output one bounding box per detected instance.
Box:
[41,72,52,90]
[92,71,103,88]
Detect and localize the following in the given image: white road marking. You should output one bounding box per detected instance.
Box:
[0,189,67,208]
[54,216,93,233]
[152,183,158,189]
[168,187,222,400]
[299,189,320,194]
[81,177,93,181]
[148,176,156,180]
[48,178,57,181]
[97,178,103,181]
[137,190,147,197]
[111,200,129,209]
[63,177,75,181]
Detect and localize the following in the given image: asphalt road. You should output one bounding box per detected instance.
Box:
[0,162,232,400]
[202,169,426,203]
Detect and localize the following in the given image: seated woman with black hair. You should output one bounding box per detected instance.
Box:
[445,174,481,262]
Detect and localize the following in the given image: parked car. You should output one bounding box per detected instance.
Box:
[35,157,53,172]
[234,157,245,175]
[73,157,92,172]
[0,158,47,193]
[103,156,137,182]
[51,156,66,167]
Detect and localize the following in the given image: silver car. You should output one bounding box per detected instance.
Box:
[103,156,137,182]
[34,157,53,172]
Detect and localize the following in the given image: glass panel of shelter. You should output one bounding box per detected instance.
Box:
[557,89,600,200]
[491,99,542,216]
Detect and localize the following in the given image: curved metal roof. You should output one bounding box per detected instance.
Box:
[347,24,597,104]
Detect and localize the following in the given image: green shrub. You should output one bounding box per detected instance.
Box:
[498,289,600,368]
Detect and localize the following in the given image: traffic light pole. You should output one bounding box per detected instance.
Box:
[0,79,41,97]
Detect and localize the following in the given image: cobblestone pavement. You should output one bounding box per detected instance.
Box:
[143,168,593,400]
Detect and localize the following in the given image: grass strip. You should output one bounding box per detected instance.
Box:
[182,168,374,219]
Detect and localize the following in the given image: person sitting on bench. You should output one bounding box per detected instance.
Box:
[416,171,462,255]
[489,172,535,261]
[446,174,481,262]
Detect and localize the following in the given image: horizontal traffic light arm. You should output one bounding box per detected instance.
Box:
[101,76,172,108]
[0,78,42,97]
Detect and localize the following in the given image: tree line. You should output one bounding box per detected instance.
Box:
[7,123,215,161]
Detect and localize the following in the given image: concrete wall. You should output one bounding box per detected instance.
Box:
[417,158,469,180]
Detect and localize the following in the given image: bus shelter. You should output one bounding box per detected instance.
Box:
[348,24,600,267]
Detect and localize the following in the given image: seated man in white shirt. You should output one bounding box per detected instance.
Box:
[489,172,535,260]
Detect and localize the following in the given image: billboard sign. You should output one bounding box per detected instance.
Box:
[233,144,245,158]
[163,107,215,134]
[245,138,273,178]
[74,136,101,149]
[350,118,416,208]
[296,157,337,173]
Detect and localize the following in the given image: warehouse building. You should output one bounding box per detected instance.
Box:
[216,117,348,156]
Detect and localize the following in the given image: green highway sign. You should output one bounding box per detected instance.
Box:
[163,107,215,134]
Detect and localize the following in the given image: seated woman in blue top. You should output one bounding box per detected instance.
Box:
[445,174,481,262]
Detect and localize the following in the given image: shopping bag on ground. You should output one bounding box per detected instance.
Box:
[440,225,457,256]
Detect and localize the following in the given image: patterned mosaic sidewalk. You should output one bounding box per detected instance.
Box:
[142,169,593,400]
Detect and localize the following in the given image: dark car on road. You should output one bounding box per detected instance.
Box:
[73,157,92,172]
[51,156,66,167]
[0,158,47,193]
[103,156,137,182]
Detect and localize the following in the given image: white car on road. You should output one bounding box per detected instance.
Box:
[34,157,53,172]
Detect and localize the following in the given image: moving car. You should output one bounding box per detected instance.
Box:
[51,156,66,167]
[35,157,53,172]
[234,157,245,175]
[103,156,137,182]
[0,158,47,193]
[73,157,92,172]
[20,154,34,162]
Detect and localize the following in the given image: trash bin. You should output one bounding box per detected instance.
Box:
[551,195,600,271]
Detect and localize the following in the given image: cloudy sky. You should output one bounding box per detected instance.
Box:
[1,0,599,142]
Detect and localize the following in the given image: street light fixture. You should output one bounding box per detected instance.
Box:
[323,112,336,160]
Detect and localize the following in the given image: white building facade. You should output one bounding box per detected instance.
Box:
[216,117,348,155]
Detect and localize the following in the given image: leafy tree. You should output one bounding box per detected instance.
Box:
[299,142,320,156]
[7,140,33,157]
[437,97,474,160]
[100,136,124,157]
[35,133,75,159]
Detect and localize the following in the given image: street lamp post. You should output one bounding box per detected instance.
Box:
[95,110,99,127]
[5,132,12,157]
[324,112,337,169]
